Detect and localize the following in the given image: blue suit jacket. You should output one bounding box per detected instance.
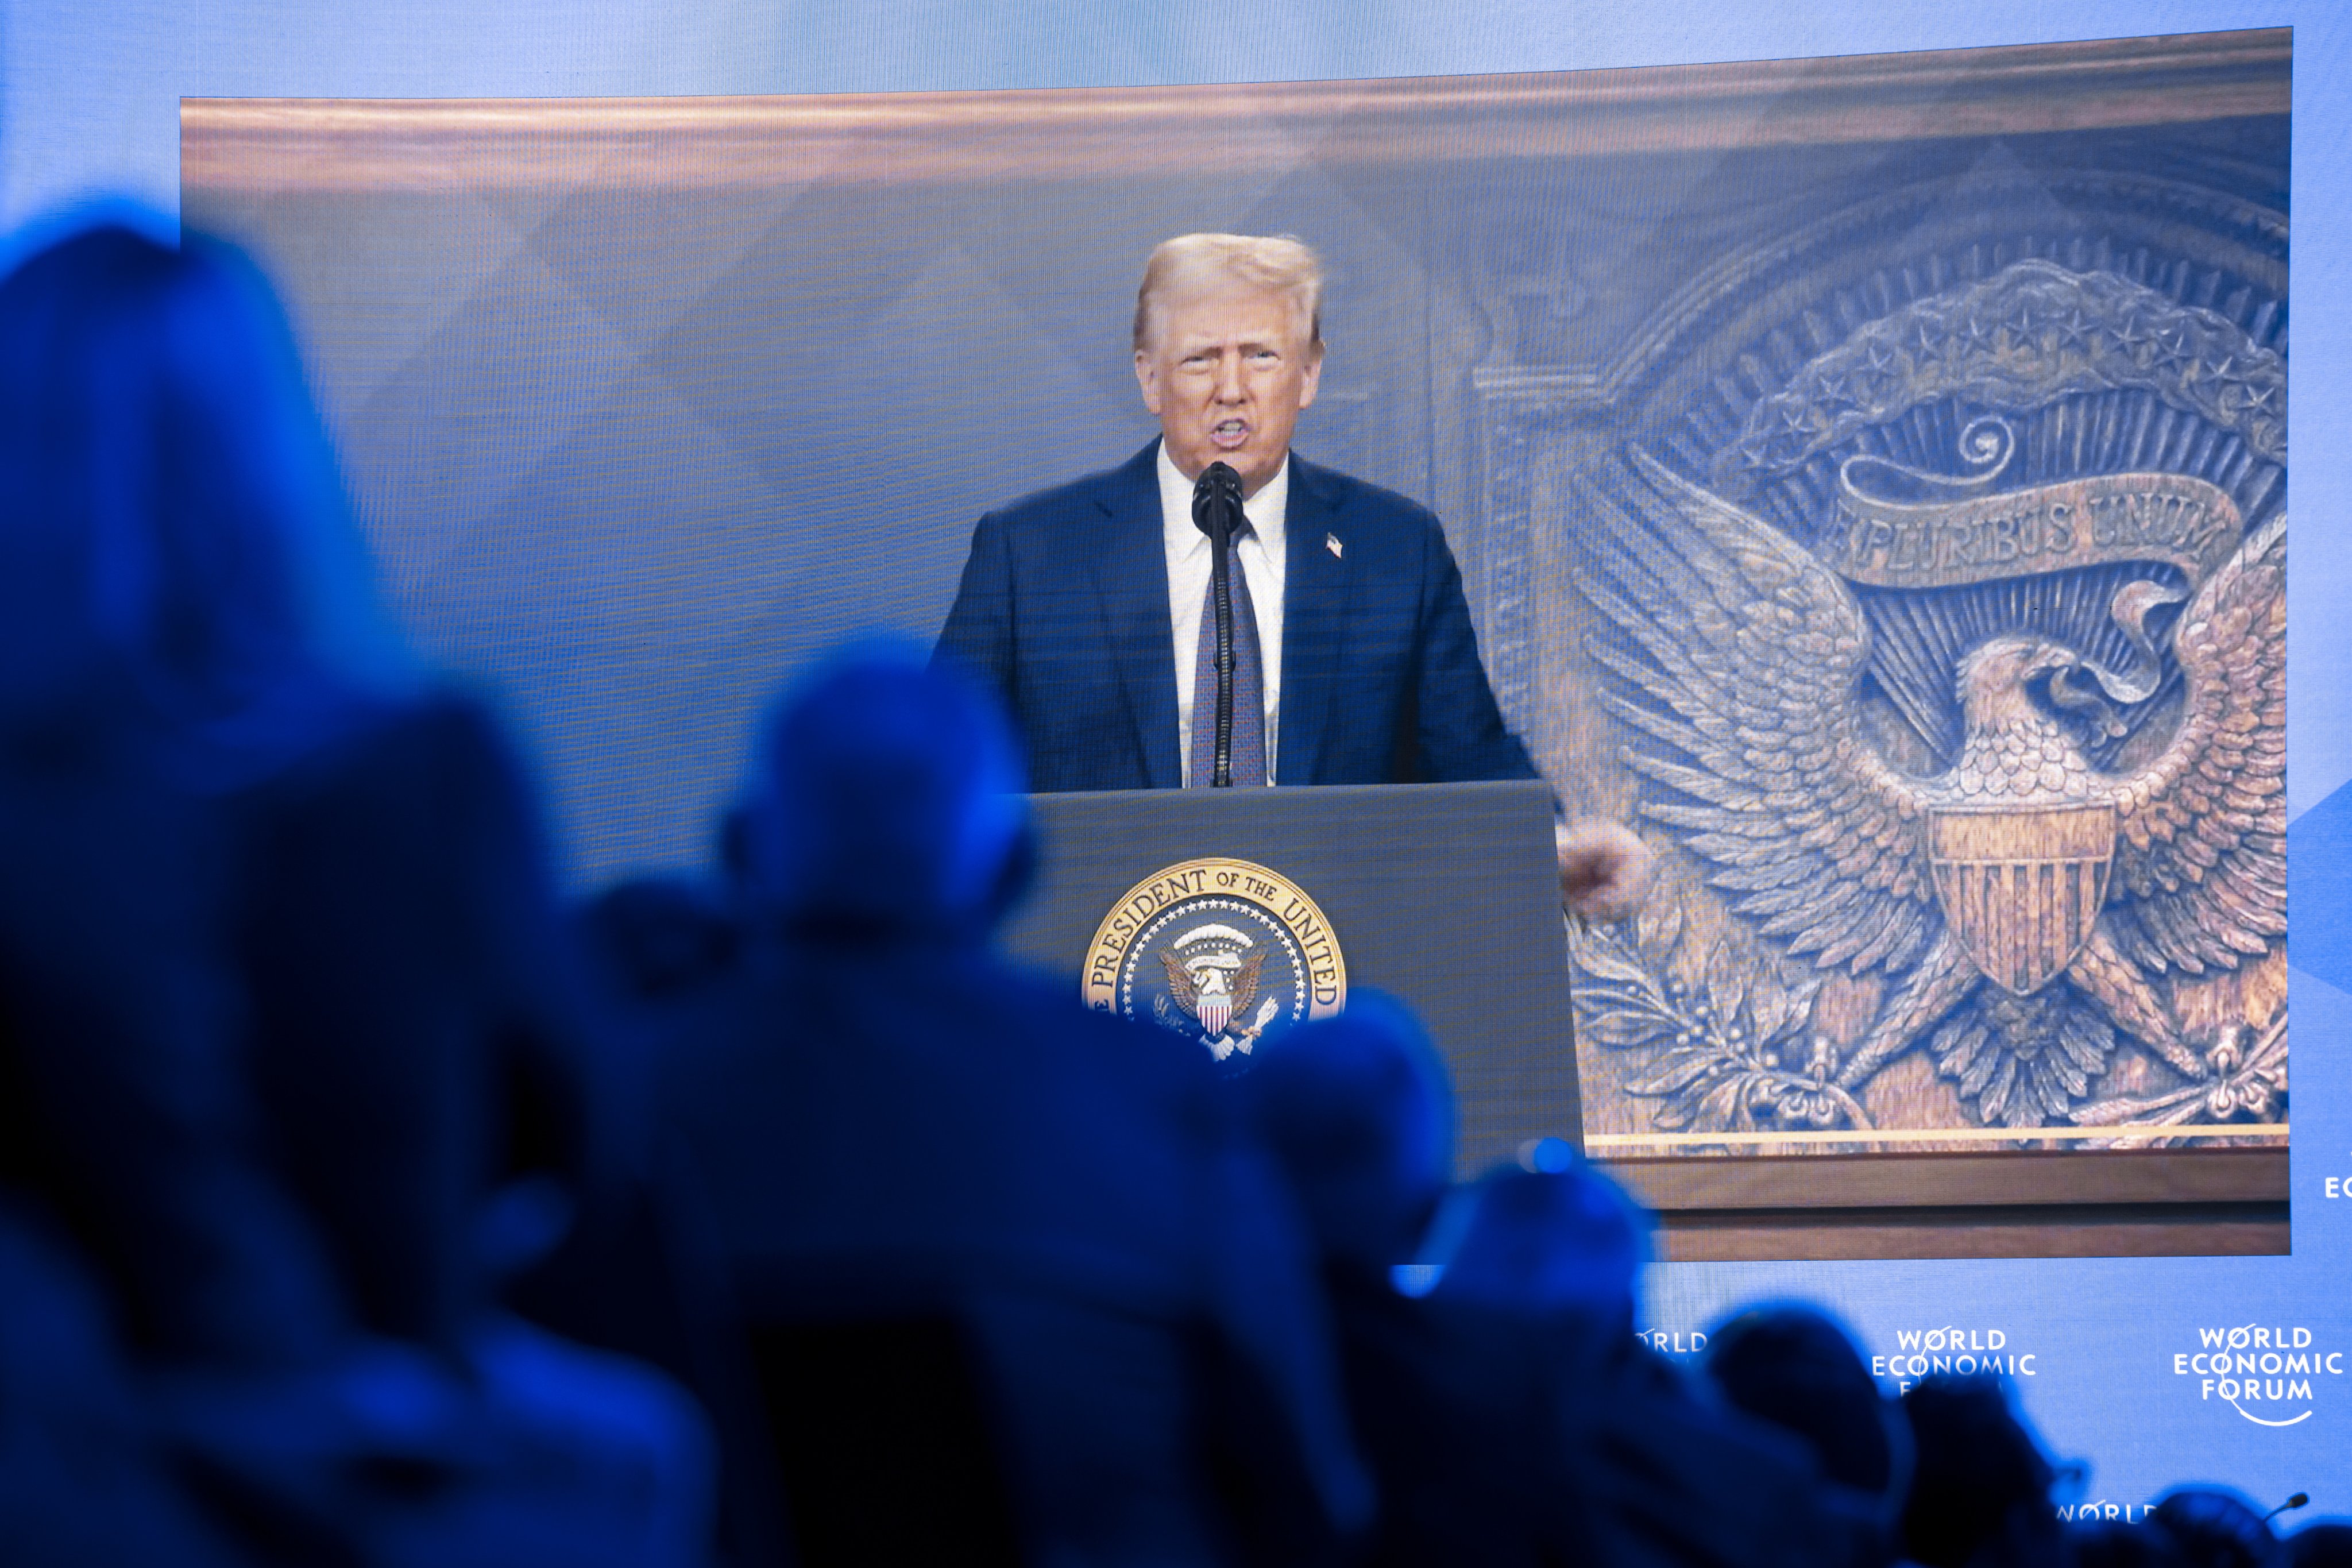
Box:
[936,442,1537,790]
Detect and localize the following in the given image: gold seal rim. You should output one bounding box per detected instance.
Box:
[1080,855,1347,1022]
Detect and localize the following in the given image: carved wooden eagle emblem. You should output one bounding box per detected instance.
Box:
[1586,448,2284,1125]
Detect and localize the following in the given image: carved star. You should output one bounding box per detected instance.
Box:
[2053,309,2098,352]
[1863,339,1901,377]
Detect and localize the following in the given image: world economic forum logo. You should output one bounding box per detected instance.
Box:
[1872,1326,2036,1395]
[1084,857,1346,1061]
[2176,1324,2345,1427]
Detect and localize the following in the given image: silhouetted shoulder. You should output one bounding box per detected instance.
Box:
[235,690,551,910]
[256,690,523,801]
[977,959,1225,1090]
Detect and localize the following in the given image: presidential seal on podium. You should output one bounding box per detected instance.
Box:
[1082,858,1346,1061]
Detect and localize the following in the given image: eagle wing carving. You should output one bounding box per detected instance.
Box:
[1230,948,1266,1018]
[1585,449,1938,975]
[2100,515,2285,976]
[1160,950,1198,1017]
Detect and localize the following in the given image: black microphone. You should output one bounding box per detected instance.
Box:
[1192,462,1245,787]
[2263,1494,2309,1524]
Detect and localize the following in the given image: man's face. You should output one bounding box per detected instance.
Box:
[1134,278,1322,499]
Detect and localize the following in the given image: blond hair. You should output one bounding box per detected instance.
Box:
[1131,233,1324,353]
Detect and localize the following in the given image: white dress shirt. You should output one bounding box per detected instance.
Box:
[1158,439,1287,786]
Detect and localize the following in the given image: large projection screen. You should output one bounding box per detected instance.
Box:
[181,23,2352,1510]
[183,26,2289,1189]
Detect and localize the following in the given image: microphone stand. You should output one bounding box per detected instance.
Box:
[1192,462,1245,787]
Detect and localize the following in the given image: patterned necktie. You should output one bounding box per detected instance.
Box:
[1188,528,1268,787]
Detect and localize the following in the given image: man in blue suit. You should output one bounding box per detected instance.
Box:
[937,232,1649,916]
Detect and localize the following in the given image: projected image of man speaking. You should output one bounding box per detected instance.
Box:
[936,232,1649,918]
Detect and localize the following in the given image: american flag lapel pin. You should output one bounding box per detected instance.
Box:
[1325,531,1343,559]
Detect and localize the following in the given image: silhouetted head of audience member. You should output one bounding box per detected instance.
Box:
[1900,1374,2060,1568]
[1705,1303,1911,1508]
[580,875,742,1004]
[2285,1523,2352,1568]
[740,644,1031,943]
[0,215,413,781]
[1249,990,1453,1271]
[2153,1488,2286,1568]
[1434,1157,1648,1327]
[2075,1518,2193,1568]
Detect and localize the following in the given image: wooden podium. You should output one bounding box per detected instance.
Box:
[1001,779,1578,1176]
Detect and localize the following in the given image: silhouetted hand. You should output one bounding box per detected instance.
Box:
[1555,820,1652,924]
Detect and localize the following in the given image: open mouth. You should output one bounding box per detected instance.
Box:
[1210,418,1250,449]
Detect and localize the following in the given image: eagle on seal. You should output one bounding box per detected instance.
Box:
[1585,449,2285,1125]
[1161,945,1267,1044]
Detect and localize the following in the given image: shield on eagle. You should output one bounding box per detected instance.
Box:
[1158,925,1268,1045]
[1194,970,1233,1037]
[1926,804,2118,997]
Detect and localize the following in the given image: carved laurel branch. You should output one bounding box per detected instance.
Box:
[1569,895,1868,1134]
[2067,1009,2287,1147]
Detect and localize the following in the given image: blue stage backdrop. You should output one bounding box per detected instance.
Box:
[177,24,2348,1512]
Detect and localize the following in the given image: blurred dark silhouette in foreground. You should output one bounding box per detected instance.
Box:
[659,646,1369,1566]
[0,218,710,1567]
[2075,1517,2193,1568]
[2152,1488,2289,1568]
[1705,1304,1913,1553]
[1251,995,1880,1568]
[1901,1374,2063,1568]
[2285,1521,2352,1568]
